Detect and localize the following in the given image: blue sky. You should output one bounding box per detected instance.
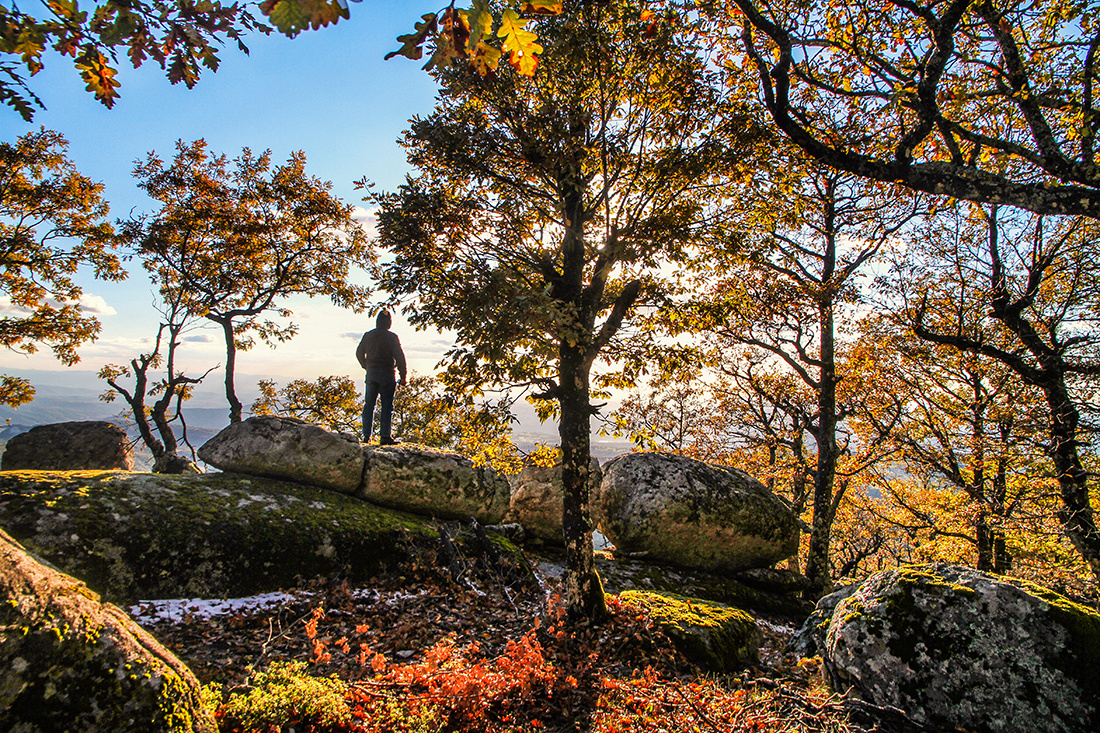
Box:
[0,1,453,390]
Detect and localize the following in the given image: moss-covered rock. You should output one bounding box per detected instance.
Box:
[595,452,799,574]
[619,590,761,671]
[0,470,440,603]
[362,444,511,524]
[0,527,214,732]
[590,551,813,620]
[822,563,1100,733]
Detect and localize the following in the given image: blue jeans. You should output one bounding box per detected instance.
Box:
[363,368,397,442]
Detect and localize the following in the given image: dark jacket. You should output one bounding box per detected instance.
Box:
[356,328,407,381]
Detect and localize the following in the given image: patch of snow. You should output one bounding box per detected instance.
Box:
[128,591,304,624]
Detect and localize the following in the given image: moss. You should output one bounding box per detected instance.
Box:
[0,600,213,732]
[619,589,761,672]
[0,471,441,603]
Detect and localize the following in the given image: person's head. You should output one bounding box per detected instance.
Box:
[376,310,392,330]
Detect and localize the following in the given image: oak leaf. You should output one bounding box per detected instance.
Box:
[385,12,437,62]
[497,9,542,76]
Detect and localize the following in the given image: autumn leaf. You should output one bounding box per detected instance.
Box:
[497,9,542,76]
[470,40,502,76]
[76,49,120,107]
[385,12,437,62]
[467,0,493,54]
[259,0,349,38]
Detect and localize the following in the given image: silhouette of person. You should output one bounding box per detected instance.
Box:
[356,310,407,445]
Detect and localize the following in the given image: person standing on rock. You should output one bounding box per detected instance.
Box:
[356,310,407,445]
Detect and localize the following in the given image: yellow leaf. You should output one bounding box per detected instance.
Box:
[497,8,543,77]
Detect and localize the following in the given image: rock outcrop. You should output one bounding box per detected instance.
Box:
[0,470,440,603]
[198,416,365,494]
[0,528,215,732]
[198,417,510,524]
[1,421,134,471]
[812,564,1100,733]
[619,589,761,671]
[362,444,511,524]
[595,452,800,574]
[504,459,602,544]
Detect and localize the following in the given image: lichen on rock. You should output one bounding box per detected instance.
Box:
[0,528,214,732]
[198,416,365,494]
[619,589,762,672]
[361,444,511,524]
[595,452,800,574]
[820,563,1100,733]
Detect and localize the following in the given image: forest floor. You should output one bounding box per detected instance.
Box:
[131,541,904,733]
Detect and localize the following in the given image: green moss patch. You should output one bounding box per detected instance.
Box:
[0,470,441,603]
[619,590,761,672]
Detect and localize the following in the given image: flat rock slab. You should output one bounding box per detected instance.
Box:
[0,528,214,732]
[0,470,438,603]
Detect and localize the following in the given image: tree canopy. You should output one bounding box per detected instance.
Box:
[718,0,1100,218]
[0,128,124,406]
[0,0,565,121]
[126,139,371,423]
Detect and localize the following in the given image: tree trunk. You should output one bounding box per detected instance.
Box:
[558,344,607,622]
[1042,378,1100,580]
[212,315,244,423]
[805,279,839,598]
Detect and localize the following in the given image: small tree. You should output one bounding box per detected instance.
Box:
[126,140,372,423]
[98,291,213,472]
[0,128,124,405]
[373,4,756,619]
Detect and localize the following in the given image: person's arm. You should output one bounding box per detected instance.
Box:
[393,335,408,385]
[355,333,369,370]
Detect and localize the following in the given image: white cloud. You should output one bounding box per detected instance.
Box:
[78,294,117,316]
[0,294,116,316]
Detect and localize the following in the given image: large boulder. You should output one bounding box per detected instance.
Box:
[198,416,364,494]
[594,452,800,574]
[361,444,511,524]
[504,459,602,544]
[0,470,439,603]
[618,589,761,672]
[817,564,1100,733]
[0,528,215,732]
[2,421,134,471]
